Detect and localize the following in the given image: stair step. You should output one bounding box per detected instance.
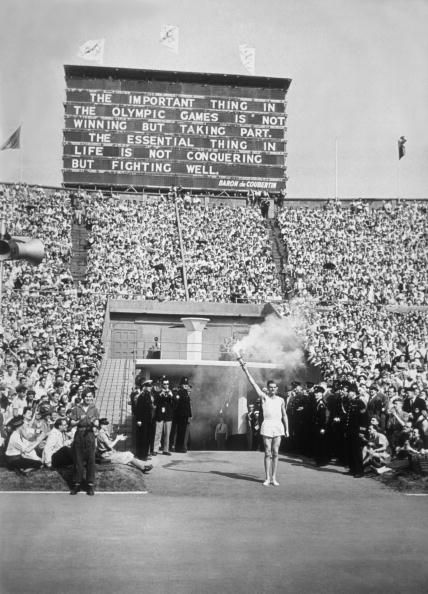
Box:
[70,223,89,284]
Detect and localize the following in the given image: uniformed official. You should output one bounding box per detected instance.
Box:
[248,399,263,451]
[173,377,193,453]
[311,385,329,466]
[343,382,368,478]
[133,380,156,461]
[326,379,346,464]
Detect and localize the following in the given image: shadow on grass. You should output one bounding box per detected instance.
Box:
[279,455,346,475]
[160,460,261,483]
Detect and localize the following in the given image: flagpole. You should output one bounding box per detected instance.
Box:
[335,137,338,200]
[19,148,23,184]
[397,158,400,199]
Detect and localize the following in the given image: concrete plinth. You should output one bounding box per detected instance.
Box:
[180,317,210,361]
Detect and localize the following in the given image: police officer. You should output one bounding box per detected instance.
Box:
[343,382,368,478]
[133,380,155,461]
[311,385,329,466]
[248,399,263,451]
[326,379,346,464]
[173,377,193,453]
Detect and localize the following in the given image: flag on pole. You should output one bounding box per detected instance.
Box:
[398,136,407,159]
[77,39,105,63]
[160,25,179,54]
[1,126,21,151]
[239,44,256,75]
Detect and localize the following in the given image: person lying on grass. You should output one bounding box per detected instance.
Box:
[96,418,153,474]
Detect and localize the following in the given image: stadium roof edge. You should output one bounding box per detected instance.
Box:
[109,299,281,318]
[64,64,292,91]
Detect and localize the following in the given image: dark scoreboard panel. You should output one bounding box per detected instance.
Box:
[63,66,291,192]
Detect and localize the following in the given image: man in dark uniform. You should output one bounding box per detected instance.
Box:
[132,380,155,461]
[285,381,300,451]
[69,388,100,495]
[326,379,346,463]
[173,377,193,453]
[286,382,310,453]
[343,382,368,478]
[311,385,329,466]
[247,398,263,451]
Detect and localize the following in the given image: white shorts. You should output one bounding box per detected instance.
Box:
[260,420,284,439]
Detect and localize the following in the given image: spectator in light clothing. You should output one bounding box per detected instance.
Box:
[42,417,73,468]
[215,416,229,450]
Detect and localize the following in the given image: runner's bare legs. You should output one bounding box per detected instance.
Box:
[263,436,272,483]
[270,436,281,485]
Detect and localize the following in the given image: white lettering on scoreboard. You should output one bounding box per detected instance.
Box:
[63,77,289,191]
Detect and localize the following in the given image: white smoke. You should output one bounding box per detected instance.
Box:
[233,314,305,375]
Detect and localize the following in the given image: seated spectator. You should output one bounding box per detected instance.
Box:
[96,418,152,474]
[42,417,74,468]
[362,424,392,473]
[5,419,45,474]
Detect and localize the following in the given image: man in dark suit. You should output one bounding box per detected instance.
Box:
[133,380,155,461]
[311,385,329,466]
[173,377,193,453]
[343,383,368,478]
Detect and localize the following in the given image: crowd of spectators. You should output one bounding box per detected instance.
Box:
[83,192,185,301]
[179,201,282,302]
[274,198,428,473]
[0,183,105,473]
[278,199,427,306]
[80,188,282,303]
[1,181,428,478]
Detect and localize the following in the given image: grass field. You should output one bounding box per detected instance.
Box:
[0,463,147,492]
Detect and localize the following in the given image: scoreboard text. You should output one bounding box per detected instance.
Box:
[63,68,290,191]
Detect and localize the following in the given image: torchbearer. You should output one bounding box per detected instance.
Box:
[235,351,288,486]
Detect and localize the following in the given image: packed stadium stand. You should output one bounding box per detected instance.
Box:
[1,183,427,474]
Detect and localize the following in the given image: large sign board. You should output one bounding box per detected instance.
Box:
[63,66,291,192]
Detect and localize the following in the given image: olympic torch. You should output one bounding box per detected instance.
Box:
[233,345,246,368]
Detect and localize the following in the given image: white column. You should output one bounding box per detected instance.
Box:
[180,317,210,361]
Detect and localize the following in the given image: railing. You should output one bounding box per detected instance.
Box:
[137,340,274,363]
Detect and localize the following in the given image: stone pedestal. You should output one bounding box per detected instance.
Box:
[180,317,210,361]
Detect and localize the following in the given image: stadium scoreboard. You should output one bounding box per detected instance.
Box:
[63,65,291,192]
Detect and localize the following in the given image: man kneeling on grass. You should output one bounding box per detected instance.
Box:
[96,418,153,474]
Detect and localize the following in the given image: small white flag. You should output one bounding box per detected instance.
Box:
[160,25,179,54]
[77,39,105,63]
[239,44,255,75]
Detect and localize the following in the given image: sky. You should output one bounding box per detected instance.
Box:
[0,0,427,198]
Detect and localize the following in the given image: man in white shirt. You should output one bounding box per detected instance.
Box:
[5,422,43,472]
[42,418,73,468]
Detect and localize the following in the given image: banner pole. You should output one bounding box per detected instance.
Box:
[335,137,338,199]
[397,157,400,199]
